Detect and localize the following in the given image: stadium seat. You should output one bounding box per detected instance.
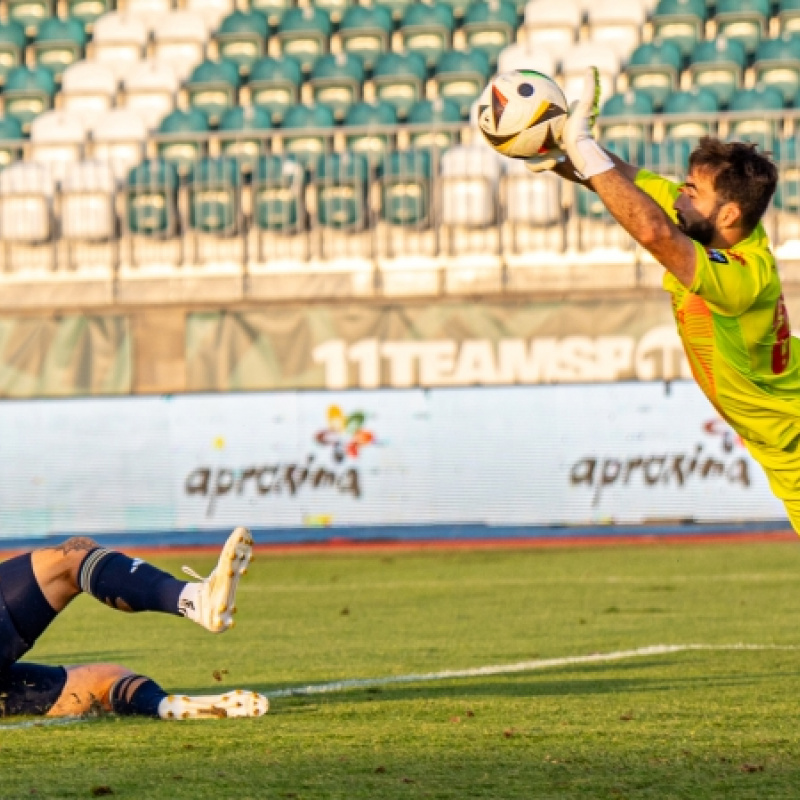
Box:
[461,0,518,68]
[645,138,692,178]
[60,160,117,241]
[9,0,52,37]
[126,158,179,237]
[121,61,180,131]
[2,66,56,133]
[189,157,241,234]
[308,53,365,122]
[599,90,653,164]
[625,41,682,110]
[336,6,393,71]
[344,101,398,169]
[91,108,149,179]
[650,0,706,59]
[663,87,719,143]
[778,0,800,36]
[0,162,55,243]
[0,117,24,167]
[523,0,581,54]
[496,42,555,76]
[253,154,305,232]
[714,0,769,57]
[61,62,118,123]
[373,0,415,23]
[370,52,427,120]
[250,0,292,27]
[247,56,303,125]
[774,137,800,211]
[216,10,269,77]
[186,0,236,32]
[502,158,560,227]
[281,103,336,168]
[380,148,432,226]
[275,6,332,73]
[29,110,86,177]
[218,106,272,168]
[753,34,800,106]
[687,37,746,107]
[90,13,148,81]
[587,0,647,60]
[156,108,210,174]
[123,0,172,23]
[0,22,27,87]
[186,59,241,127]
[728,85,785,151]
[313,151,370,230]
[407,97,462,150]
[152,11,209,81]
[313,0,356,25]
[399,2,455,69]
[31,16,87,80]
[440,144,501,226]
[560,43,618,104]
[67,0,111,31]
[432,49,491,119]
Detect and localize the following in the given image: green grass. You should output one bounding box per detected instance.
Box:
[3,542,800,799]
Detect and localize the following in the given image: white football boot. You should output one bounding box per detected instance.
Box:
[178,526,253,633]
[159,690,269,720]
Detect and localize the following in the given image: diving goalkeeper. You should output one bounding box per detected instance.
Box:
[532,67,800,532]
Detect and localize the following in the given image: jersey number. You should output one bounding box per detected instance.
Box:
[772,293,792,374]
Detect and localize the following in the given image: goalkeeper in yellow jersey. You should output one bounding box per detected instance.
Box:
[532,67,800,532]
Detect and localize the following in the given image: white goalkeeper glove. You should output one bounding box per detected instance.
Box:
[524,148,567,174]
[560,66,614,180]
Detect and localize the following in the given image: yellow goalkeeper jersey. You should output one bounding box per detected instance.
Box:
[635,169,800,455]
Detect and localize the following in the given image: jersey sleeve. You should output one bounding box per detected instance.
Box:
[634,169,680,221]
[689,242,771,316]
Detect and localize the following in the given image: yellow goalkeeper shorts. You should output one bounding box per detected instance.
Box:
[744,436,800,534]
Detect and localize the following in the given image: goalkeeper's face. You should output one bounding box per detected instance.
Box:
[674,169,725,247]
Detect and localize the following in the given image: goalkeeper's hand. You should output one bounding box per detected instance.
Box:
[524,147,567,175]
[560,66,614,180]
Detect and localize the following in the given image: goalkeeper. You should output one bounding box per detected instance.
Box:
[531,67,800,532]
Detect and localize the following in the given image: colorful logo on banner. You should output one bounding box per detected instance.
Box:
[315,405,376,462]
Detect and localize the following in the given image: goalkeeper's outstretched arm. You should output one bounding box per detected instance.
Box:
[552,151,638,187]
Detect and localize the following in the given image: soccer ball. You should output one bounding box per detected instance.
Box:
[477,70,568,160]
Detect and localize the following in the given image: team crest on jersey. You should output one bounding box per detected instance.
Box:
[706,248,728,264]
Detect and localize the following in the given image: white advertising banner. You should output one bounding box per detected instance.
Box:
[0,381,787,540]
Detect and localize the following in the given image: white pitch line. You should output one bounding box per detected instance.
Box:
[0,716,84,731]
[267,643,800,699]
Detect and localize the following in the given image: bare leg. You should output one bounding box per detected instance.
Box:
[30,537,99,612]
[46,663,134,717]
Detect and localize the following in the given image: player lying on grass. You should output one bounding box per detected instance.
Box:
[529,67,800,532]
[0,527,268,719]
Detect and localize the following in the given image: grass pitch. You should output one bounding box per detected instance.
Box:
[3,541,800,798]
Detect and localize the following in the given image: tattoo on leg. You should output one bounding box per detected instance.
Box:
[41,538,99,556]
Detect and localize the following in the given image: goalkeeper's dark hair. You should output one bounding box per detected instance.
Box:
[688,137,778,233]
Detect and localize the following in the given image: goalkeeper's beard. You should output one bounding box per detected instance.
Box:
[676,209,717,247]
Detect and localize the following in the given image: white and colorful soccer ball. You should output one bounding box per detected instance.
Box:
[477,70,568,159]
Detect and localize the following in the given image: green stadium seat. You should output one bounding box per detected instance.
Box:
[753,34,800,106]
[156,108,210,176]
[600,90,653,161]
[250,0,292,27]
[253,154,305,232]
[185,59,241,127]
[0,22,27,87]
[461,0,518,68]
[370,52,427,120]
[9,0,52,36]
[66,0,110,31]
[216,10,269,78]
[189,157,242,235]
[0,116,24,168]
[344,101,398,169]
[729,85,785,152]
[281,103,336,169]
[380,149,432,226]
[308,53,364,122]
[687,38,746,107]
[431,49,491,119]
[3,66,56,132]
[247,56,303,125]
[399,3,455,69]
[774,137,800,211]
[407,97,462,150]
[663,88,719,144]
[218,106,272,169]
[337,6,393,71]
[31,17,87,80]
[626,40,682,110]
[373,0,415,23]
[778,0,800,36]
[438,0,474,20]
[644,139,692,178]
[126,159,180,237]
[313,151,369,230]
[275,6,332,73]
[715,0,769,56]
[650,0,706,59]
[604,136,645,165]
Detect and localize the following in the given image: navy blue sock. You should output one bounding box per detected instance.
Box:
[78,549,185,615]
[0,553,57,648]
[110,675,167,717]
